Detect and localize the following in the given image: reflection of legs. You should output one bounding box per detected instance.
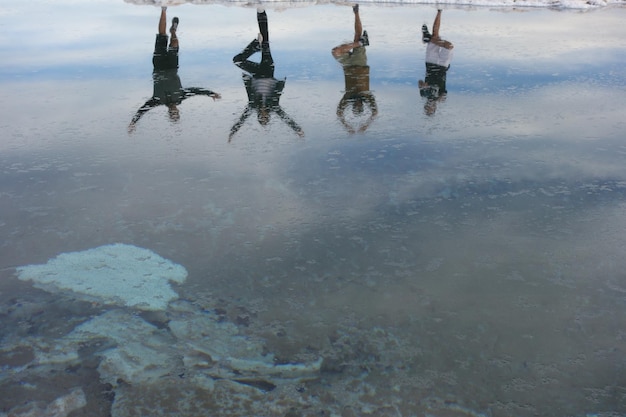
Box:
[256,9,274,77]
[233,39,262,74]
[159,7,178,49]
[430,10,453,49]
[259,44,275,78]
[159,7,167,35]
[352,4,363,44]
[154,7,171,68]
[432,9,442,39]
[332,5,364,59]
[234,10,274,77]
[233,40,274,78]
[257,9,269,44]
[169,15,179,49]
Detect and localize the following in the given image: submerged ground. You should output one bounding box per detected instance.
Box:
[1,1,626,416]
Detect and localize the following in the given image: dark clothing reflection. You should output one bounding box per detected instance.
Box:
[128,7,220,133]
[229,9,304,142]
[332,5,377,134]
[423,63,448,97]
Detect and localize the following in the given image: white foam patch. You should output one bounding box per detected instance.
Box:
[16,243,188,311]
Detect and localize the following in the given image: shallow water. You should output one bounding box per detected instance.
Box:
[1,1,626,416]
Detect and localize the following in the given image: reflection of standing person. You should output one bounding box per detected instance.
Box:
[229,9,304,142]
[128,7,220,133]
[332,4,377,134]
[419,9,454,116]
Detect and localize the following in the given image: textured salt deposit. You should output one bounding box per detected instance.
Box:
[15,244,187,311]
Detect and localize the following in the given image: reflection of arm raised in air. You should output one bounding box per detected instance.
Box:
[359,92,378,133]
[128,98,160,133]
[336,98,354,134]
[361,92,378,115]
[275,107,304,137]
[228,106,253,142]
[183,88,221,101]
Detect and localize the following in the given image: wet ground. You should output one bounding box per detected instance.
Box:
[1,1,626,416]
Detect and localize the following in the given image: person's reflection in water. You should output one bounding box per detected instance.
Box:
[419,9,454,116]
[332,4,377,134]
[229,9,304,142]
[128,7,220,134]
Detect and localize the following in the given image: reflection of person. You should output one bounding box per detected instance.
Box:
[419,9,454,116]
[332,4,377,134]
[128,7,220,133]
[229,9,304,142]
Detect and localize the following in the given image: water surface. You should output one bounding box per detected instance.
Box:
[1,2,626,416]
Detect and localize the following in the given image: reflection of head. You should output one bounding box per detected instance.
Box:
[167,104,180,122]
[257,107,270,126]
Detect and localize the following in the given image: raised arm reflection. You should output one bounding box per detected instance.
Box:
[128,7,220,134]
[332,4,377,135]
[229,9,304,142]
[419,9,454,116]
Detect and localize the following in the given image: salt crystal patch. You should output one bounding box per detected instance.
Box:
[16,243,188,311]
